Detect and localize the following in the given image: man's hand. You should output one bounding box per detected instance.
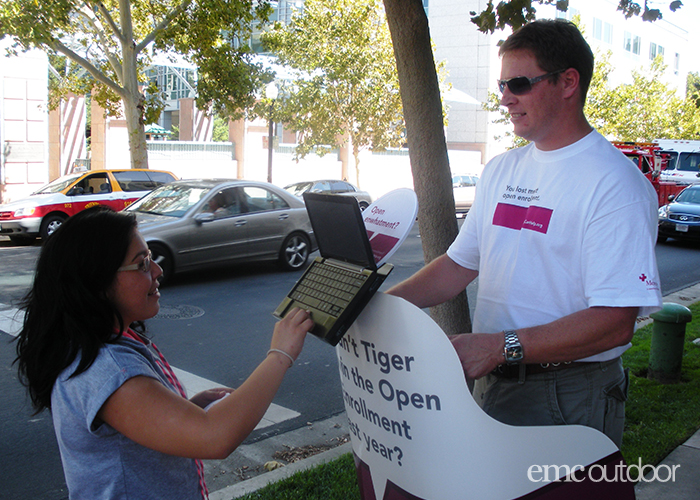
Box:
[449,333,504,379]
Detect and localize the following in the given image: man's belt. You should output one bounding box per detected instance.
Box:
[492,361,587,379]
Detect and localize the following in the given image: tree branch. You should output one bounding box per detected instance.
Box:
[92,1,126,44]
[48,38,126,99]
[76,3,124,82]
[136,0,192,53]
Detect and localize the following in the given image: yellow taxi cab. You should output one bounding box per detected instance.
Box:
[0,169,177,243]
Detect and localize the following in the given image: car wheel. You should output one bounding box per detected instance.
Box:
[358,201,369,211]
[280,233,310,271]
[149,243,174,285]
[40,214,67,240]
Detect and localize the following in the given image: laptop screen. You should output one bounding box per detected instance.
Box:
[303,192,377,270]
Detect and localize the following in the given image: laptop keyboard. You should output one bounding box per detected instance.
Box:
[291,261,368,317]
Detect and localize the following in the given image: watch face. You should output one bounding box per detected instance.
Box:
[506,345,524,363]
[504,331,523,364]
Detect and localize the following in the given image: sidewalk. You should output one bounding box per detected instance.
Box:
[635,428,700,499]
[204,413,352,499]
[206,283,700,500]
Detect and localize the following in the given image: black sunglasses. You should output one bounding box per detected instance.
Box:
[497,69,566,96]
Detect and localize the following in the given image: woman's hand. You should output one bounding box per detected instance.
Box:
[269,308,313,364]
[190,387,234,409]
[98,309,313,460]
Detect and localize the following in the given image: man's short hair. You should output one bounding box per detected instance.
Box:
[499,19,594,105]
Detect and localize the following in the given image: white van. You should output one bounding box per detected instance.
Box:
[653,139,700,184]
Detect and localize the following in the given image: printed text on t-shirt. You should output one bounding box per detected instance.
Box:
[503,184,540,203]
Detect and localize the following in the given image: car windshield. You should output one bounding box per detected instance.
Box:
[675,188,700,204]
[677,152,700,173]
[32,172,84,194]
[285,182,313,197]
[127,184,211,217]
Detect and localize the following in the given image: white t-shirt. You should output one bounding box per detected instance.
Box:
[447,130,662,362]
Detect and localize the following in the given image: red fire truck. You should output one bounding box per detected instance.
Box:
[611,141,685,207]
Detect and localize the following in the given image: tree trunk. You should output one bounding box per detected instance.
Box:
[339,133,350,181]
[122,93,149,169]
[383,0,471,335]
[119,0,149,169]
[352,140,362,189]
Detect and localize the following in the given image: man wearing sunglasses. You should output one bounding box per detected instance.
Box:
[388,19,661,448]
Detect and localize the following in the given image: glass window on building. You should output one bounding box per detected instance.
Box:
[624,31,641,55]
[650,42,665,61]
[146,66,196,102]
[593,18,603,40]
[555,8,579,20]
[250,1,304,54]
[603,22,613,44]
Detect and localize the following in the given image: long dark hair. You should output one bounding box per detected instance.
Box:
[14,206,139,413]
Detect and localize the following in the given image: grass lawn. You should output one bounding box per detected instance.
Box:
[238,453,360,500]
[238,302,700,499]
[620,301,700,478]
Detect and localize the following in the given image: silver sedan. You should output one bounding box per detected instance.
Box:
[284,179,372,210]
[124,179,317,282]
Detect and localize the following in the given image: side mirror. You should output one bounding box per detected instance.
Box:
[195,212,215,224]
[668,194,676,202]
[67,186,84,196]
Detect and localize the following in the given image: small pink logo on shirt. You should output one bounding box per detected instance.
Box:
[493,203,553,234]
[639,273,659,291]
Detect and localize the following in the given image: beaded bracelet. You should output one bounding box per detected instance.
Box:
[267,348,295,368]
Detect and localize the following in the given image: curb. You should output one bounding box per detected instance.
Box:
[642,282,700,324]
[634,428,700,499]
[209,442,354,500]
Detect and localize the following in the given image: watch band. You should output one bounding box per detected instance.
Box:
[503,330,524,365]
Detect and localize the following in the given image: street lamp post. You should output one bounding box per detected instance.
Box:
[265,82,278,184]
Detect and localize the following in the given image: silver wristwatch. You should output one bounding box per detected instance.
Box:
[503,330,524,365]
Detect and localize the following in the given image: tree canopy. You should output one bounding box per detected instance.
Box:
[0,0,272,168]
[590,57,700,141]
[260,0,408,186]
[470,0,684,33]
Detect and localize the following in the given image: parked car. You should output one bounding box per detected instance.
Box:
[124,179,317,282]
[0,168,177,244]
[452,174,479,216]
[658,184,700,242]
[283,179,372,210]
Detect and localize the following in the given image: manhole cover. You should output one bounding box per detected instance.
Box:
[154,304,205,320]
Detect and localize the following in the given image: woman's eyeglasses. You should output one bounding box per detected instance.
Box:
[497,69,566,96]
[118,250,153,273]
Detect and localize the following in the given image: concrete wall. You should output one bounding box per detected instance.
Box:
[0,43,49,203]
